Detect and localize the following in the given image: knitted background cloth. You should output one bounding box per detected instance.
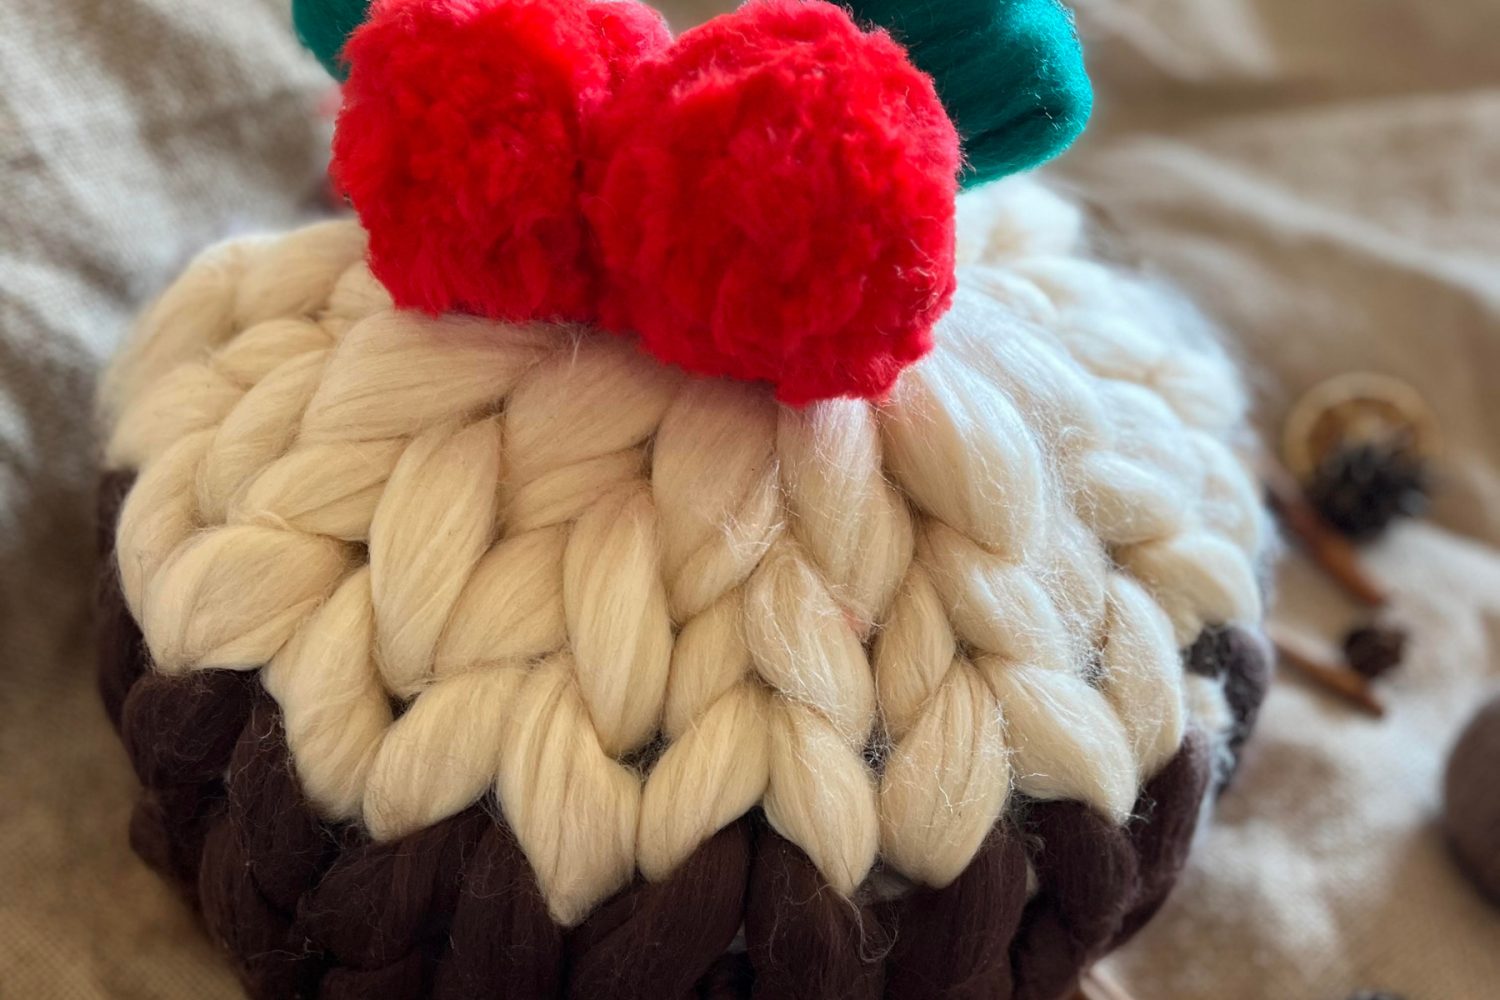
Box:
[97,178,1272,999]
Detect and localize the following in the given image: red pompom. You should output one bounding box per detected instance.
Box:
[585,0,672,88]
[333,0,670,321]
[584,0,959,405]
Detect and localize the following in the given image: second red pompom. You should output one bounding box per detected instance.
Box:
[585,0,960,405]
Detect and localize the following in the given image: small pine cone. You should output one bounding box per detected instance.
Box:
[1306,441,1430,542]
[1343,624,1408,680]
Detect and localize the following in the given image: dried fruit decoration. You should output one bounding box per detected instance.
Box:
[1283,372,1440,543]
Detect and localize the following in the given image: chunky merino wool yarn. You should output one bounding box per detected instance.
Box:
[96,3,1271,996]
[98,175,1273,999]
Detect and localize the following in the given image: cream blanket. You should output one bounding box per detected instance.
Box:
[1052,3,1500,997]
[2,1,1496,997]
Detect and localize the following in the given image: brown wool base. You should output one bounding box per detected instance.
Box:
[97,472,1268,1000]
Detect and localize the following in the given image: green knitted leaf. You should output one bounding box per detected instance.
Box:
[845,0,1093,188]
[293,0,372,80]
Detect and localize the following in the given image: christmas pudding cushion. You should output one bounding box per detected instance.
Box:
[95,2,1273,997]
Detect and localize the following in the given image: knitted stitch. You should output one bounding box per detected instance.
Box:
[99,178,1271,998]
[100,534,1257,997]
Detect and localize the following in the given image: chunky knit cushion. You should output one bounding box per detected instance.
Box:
[97,178,1272,1000]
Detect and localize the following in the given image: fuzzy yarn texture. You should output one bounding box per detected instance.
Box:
[585,0,959,405]
[332,0,671,323]
[844,0,1092,187]
[292,0,370,79]
[99,178,1272,998]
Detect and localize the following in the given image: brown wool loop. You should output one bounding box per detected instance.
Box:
[879,824,1030,1000]
[112,575,256,899]
[744,827,889,1000]
[97,471,151,732]
[320,955,431,1000]
[431,821,564,1000]
[199,818,320,999]
[565,820,753,999]
[1112,730,1213,948]
[696,954,755,999]
[129,782,225,893]
[198,695,335,996]
[298,808,490,975]
[222,716,341,916]
[1010,802,1139,1000]
[121,670,256,789]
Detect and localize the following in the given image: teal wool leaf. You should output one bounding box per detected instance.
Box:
[844,0,1093,187]
[293,0,373,80]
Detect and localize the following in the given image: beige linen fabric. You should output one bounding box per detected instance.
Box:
[1,0,1497,997]
[0,2,327,997]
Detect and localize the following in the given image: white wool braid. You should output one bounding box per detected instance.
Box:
[105,181,1267,926]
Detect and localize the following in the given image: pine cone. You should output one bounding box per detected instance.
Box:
[1306,441,1430,542]
[1343,624,1408,680]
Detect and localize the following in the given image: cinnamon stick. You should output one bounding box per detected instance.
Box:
[1272,630,1386,718]
[1261,456,1389,608]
